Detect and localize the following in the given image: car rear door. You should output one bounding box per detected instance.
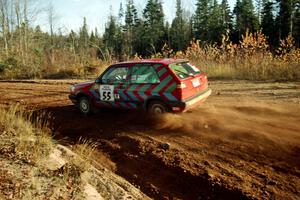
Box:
[125,63,161,108]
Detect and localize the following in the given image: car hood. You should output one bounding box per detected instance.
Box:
[74,81,94,89]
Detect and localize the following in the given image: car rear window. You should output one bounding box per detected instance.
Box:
[169,62,201,79]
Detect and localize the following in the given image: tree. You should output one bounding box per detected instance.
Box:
[221,0,233,34]
[255,0,266,23]
[261,0,275,45]
[193,0,210,41]
[233,0,259,40]
[294,0,300,45]
[103,14,119,59]
[275,0,299,42]
[47,2,57,65]
[90,30,96,44]
[79,17,89,49]
[208,0,223,42]
[0,0,10,55]
[142,0,165,55]
[124,0,139,56]
[170,0,189,51]
[118,2,124,25]
[67,30,77,56]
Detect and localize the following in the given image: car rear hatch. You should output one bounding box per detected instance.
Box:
[168,62,208,100]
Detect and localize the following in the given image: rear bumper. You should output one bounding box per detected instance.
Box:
[169,88,212,112]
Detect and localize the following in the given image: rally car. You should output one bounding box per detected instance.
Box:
[69,59,211,114]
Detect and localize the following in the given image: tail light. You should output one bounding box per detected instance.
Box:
[177,83,187,89]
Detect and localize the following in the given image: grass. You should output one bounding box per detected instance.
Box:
[0,105,147,199]
[0,105,53,165]
[183,33,300,81]
[0,105,92,199]
[0,31,299,81]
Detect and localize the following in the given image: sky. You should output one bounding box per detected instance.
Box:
[35,0,236,34]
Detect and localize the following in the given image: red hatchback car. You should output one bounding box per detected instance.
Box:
[69,59,211,114]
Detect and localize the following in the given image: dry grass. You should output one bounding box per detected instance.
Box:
[0,105,53,165]
[156,32,300,81]
[1,31,299,81]
[0,105,96,199]
[0,51,112,80]
[70,137,98,171]
[184,32,300,81]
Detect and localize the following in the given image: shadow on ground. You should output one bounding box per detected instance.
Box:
[33,105,250,200]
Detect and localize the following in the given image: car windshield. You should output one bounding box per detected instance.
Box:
[169,62,201,79]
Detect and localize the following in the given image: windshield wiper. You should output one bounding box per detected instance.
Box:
[174,69,191,77]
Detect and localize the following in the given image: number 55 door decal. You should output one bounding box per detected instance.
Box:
[99,85,115,101]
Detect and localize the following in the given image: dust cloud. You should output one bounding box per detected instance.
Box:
[149,101,300,155]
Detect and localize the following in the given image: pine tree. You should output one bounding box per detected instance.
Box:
[79,17,89,49]
[142,0,165,55]
[261,0,275,45]
[67,30,77,55]
[294,1,300,46]
[233,0,243,40]
[193,0,225,43]
[90,31,96,44]
[275,0,299,41]
[103,15,118,58]
[221,0,233,34]
[170,0,187,51]
[125,0,139,28]
[208,0,223,42]
[118,2,124,25]
[194,0,210,41]
[124,0,139,56]
[233,0,259,40]
[255,0,266,24]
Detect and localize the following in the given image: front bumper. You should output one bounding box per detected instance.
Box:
[69,94,78,104]
[169,88,212,112]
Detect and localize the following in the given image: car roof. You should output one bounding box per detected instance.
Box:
[113,58,189,66]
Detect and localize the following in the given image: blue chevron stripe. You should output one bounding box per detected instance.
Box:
[119,102,127,108]
[157,68,167,76]
[166,82,177,92]
[110,102,118,107]
[163,92,177,101]
[119,91,128,100]
[129,103,137,109]
[152,75,172,92]
[90,90,99,99]
[139,84,151,92]
[138,92,148,100]
[126,84,139,101]
[127,91,139,101]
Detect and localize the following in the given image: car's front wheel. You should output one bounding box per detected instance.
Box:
[148,100,168,114]
[79,97,92,115]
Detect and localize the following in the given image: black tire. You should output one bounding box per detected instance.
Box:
[148,100,168,114]
[78,96,92,116]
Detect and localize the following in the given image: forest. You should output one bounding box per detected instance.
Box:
[0,0,299,80]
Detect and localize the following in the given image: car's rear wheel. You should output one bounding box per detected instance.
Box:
[79,97,92,115]
[148,100,168,114]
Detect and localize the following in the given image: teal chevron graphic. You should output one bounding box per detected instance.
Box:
[152,75,172,92]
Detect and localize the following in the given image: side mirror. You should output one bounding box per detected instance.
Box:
[95,78,102,84]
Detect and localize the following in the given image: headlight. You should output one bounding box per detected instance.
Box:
[70,86,75,93]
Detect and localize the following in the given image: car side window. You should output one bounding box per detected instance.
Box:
[130,65,160,84]
[101,66,128,84]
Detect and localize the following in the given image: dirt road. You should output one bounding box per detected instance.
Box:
[0,80,299,200]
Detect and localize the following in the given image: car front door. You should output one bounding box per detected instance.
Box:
[94,66,130,109]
